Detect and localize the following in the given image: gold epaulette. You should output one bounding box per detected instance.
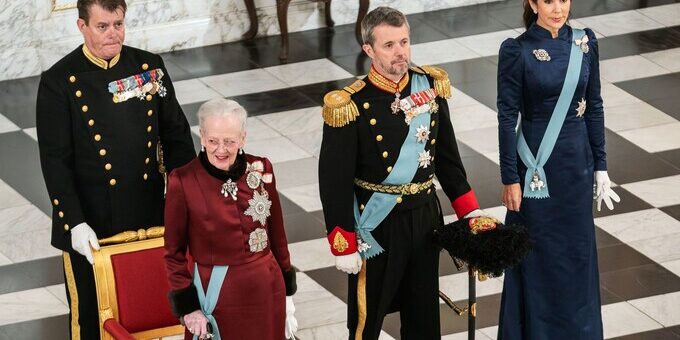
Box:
[322,79,365,128]
[419,65,452,99]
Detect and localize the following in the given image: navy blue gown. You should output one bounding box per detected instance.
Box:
[496,24,606,340]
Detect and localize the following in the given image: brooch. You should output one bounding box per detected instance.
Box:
[221,179,238,200]
[575,35,589,53]
[532,49,551,61]
[248,228,268,253]
[576,98,586,118]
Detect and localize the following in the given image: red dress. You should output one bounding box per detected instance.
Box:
[164,153,294,340]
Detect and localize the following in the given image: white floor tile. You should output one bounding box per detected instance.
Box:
[271,157,318,190]
[595,208,680,243]
[173,78,223,105]
[661,259,680,277]
[0,252,11,266]
[246,136,311,164]
[601,83,642,108]
[600,55,669,83]
[450,86,482,108]
[617,122,680,153]
[450,103,498,132]
[0,288,69,326]
[411,39,479,66]
[22,127,37,141]
[577,10,664,37]
[264,59,353,87]
[200,69,288,97]
[287,238,335,272]
[0,203,51,236]
[604,101,675,132]
[601,301,661,339]
[279,182,322,212]
[479,326,499,340]
[0,113,20,134]
[629,232,680,264]
[456,29,520,57]
[642,47,680,73]
[0,179,30,210]
[482,151,500,166]
[245,117,282,141]
[0,228,60,263]
[456,126,499,154]
[288,129,323,159]
[622,174,680,208]
[44,284,68,306]
[296,321,349,340]
[637,3,680,27]
[629,291,680,327]
[258,106,323,136]
[439,272,504,302]
[443,330,493,340]
[569,19,606,39]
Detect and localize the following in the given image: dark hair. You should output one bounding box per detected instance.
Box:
[361,6,410,46]
[78,0,127,24]
[523,0,538,29]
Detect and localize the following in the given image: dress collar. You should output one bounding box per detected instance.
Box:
[528,22,571,41]
[367,65,409,94]
[82,44,121,70]
[198,150,246,182]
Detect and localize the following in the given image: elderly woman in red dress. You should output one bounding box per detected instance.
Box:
[164,98,298,340]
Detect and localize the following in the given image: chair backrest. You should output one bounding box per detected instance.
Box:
[93,237,183,340]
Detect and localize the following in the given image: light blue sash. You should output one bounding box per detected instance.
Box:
[517,28,586,199]
[353,73,432,259]
[193,264,228,340]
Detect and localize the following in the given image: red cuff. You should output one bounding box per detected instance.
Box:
[327,226,357,256]
[451,190,479,218]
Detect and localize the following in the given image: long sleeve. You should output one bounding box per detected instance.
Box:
[318,119,359,255]
[434,95,479,218]
[163,170,200,317]
[157,56,196,171]
[263,158,296,295]
[497,38,524,184]
[583,28,607,171]
[36,73,85,249]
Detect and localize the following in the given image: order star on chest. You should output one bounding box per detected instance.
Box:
[576,98,587,118]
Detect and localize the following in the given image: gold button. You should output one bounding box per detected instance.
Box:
[104,163,112,170]
[145,157,150,164]
[112,96,119,103]
[431,138,436,145]
[53,199,59,206]
[147,125,152,133]
[359,204,365,210]
[64,224,70,231]
[382,151,388,158]
[88,119,94,126]
[147,141,152,148]
[376,135,383,142]
[69,76,76,83]
[142,63,149,70]
[146,94,152,101]
[94,134,101,142]
[143,173,148,180]
[82,105,88,113]
[431,120,436,127]
[147,109,153,117]
[109,178,117,186]
[396,197,403,204]
[370,118,377,126]
[99,149,107,156]
[363,102,370,109]
[75,90,82,97]
[387,166,393,173]
[58,211,64,218]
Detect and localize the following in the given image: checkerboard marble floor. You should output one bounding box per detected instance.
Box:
[2,0,680,339]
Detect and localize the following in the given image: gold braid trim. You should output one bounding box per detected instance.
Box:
[420,65,452,99]
[322,80,365,128]
[63,252,81,340]
[355,259,367,340]
[354,178,434,195]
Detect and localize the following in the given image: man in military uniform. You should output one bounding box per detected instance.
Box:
[36,1,195,338]
[319,6,485,339]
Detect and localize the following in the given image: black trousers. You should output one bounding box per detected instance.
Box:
[347,196,442,340]
[63,251,100,340]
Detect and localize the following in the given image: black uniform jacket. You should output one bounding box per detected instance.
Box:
[318,65,479,255]
[37,44,196,251]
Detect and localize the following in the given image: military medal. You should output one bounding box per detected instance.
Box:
[533,49,551,61]
[399,89,437,125]
[221,179,238,200]
[248,228,268,253]
[418,150,432,168]
[529,170,545,192]
[415,125,430,143]
[391,92,401,114]
[576,98,586,118]
[107,68,167,103]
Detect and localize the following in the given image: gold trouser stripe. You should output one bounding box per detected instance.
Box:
[63,252,81,340]
[355,259,367,340]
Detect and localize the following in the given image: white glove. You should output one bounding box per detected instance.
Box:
[284,296,298,339]
[71,222,100,264]
[594,171,621,211]
[463,209,486,219]
[334,252,362,274]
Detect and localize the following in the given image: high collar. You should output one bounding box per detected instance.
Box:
[367,65,410,94]
[528,22,571,41]
[198,150,246,182]
[82,44,121,70]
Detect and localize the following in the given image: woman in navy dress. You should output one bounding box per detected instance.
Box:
[496,1,619,339]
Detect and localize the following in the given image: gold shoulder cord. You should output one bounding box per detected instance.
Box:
[420,65,452,99]
[322,80,366,128]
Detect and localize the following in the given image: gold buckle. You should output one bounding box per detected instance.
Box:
[409,183,419,195]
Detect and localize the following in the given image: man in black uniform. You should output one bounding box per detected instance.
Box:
[36,1,195,338]
[319,6,485,339]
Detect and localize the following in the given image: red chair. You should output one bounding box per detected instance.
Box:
[92,227,184,340]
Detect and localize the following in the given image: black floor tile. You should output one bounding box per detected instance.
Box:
[604,129,680,184]
[0,315,69,340]
[570,0,639,17]
[421,4,515,38]
[460,155,503,210]
[615,73,680,104]
[283,211,327,244]
[0,256,64,295]
[436,189,456,217]
[600,286,623,305]
[293,24,363,59]
[455,79,498,110]
[661,204,680,222]
[615,0,680,10]
[656,149,680,172]
[611,325,680,340]
[161,42,259,81]
[241,34,325,68]
[329,53,372,76]
[0,76,40,129]
[0,132,51,215]
[592,187,654,219]
[487,3,525,30]
[599,26,680,60]
[228,88,317,117]
[439,293,502,335]
[598,243,655,273]
[440,57,499,85]
[306,266,349,303]
[439,250,468,276]
[295,77,357,106]
[279,193,304,216]
[596,226,624,249]
[600,263,680,301]
[647,97,680,122]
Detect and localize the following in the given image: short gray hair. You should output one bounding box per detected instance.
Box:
[361,6,410,46]
[197,98,248,132]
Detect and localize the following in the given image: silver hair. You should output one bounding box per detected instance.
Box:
[360,6,410,46]
[197,98,248,132]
